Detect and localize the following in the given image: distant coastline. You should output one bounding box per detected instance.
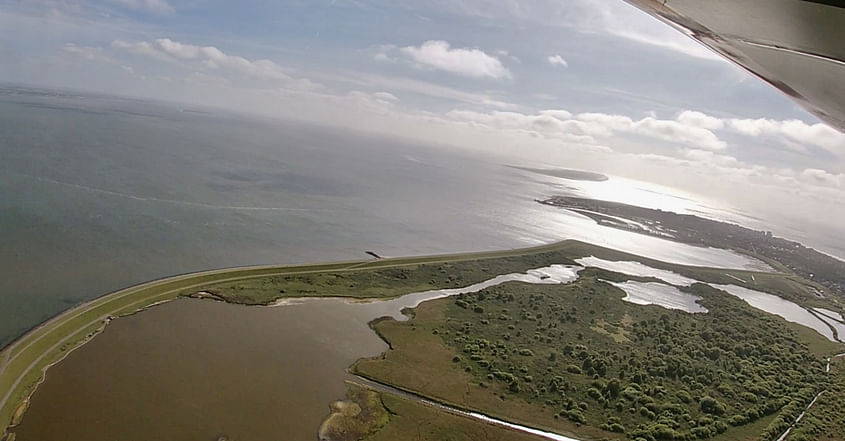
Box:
[508,165,609,182]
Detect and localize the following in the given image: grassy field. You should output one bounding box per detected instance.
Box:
[354,271,845,441]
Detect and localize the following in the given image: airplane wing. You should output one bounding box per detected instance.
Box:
[624,0,845,132]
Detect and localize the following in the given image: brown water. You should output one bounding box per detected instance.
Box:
[13,299,388,441]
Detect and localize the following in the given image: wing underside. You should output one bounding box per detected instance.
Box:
[624,0,845,131]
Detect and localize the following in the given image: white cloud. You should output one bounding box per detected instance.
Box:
[342,91,402,113]
[399,40,511,79]
[684,149,740,167]
[728,117,845,155]
[154,38,201,59]
[728,118,778,137]
[372,91,399,105]
[110,38,321,87]
[575,113,635,133]
[576,113,726,150]
[324,71,518,110]
[539,109,572,120]
[633,116,726,150]
[63,43,105,61]
[372,44,397,63]
[445,108,727,150]
[390,0,724,62]
[106,0,174,15]
[111,40,161,58]
[568,0,726,61]
[676,110,725,130]
[446,109,598,143]
[800,168,844,188]
[373,52,393,62]
[547,54,568,68]
[373,91,398,101]
[443,106,845,163]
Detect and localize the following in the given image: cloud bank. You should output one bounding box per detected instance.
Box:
[112,38,291,81]
[547,54,568,67]
[106,0,174,15]
[398,40,511,79]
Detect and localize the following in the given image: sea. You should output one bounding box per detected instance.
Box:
[0,85,837,348]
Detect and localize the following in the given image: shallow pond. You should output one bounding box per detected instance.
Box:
[606,281,707,313]
[577,256,838,341]
[711,284,836,341]
[574,256,698,286]
[814,308,844,322]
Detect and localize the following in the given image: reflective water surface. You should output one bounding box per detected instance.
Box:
[574,256,698,286]
[577,256,838,340]
[711,284,836,341]
[606,281,707,313]
[814,307,845,322]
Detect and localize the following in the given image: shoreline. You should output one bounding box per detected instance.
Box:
[542,201,785,273]
[0,239,595,436]
[1,238,835,440]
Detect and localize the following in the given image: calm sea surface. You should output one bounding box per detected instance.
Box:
[0,86,797,347]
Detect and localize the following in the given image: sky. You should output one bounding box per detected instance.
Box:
[2,0,845,247]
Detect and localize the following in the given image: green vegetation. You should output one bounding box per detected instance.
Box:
[786,356,845,441]
[3,238,842,441]
[199,239,838,314]
[0,239,597,438]
[319,382,557,441]
[318,383,389,441]
[361,388,548,441]
[560,242,841,314]
[197,250,577,305]
[0,240,579,438]
[355,272,844,441]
